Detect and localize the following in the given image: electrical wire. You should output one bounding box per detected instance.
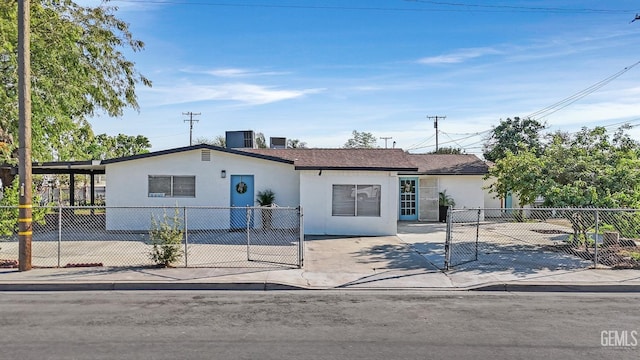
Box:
[403,0,636,14]
[106,0,640,14]
[526,60,640,120]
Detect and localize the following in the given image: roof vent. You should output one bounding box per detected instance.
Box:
[201,149,211,161]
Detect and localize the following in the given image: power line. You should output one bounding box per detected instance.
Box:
[411,118,640,153]
[526,60,640,120]
[403,0,636,14]
[108,0,639,14]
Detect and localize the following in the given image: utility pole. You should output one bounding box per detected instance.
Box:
[18,0,32,271]
[380,136,393,149]
[183,112,201,146]
[427,115,446,152]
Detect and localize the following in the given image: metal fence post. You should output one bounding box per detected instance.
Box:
[183,206,188,268]
[475,208,481,261]
[246,206,251,261]
[298,206,304,268]
[594,209,599,268]
[57,203,62,268]
[444,206,452,271]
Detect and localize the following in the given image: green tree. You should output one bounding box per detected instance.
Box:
[343,130,379,149]
[488,125,640,208]
[0,178,48,237]
[86,133,151,159]
[255,132,267,148]
[482,117,545,162]
[195,135,225,147]
[429,146,463,154]
[286,138,307,148]
[0,0,151,164]
[486,148,545,206]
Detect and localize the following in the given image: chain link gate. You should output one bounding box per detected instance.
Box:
[444,208,640,271]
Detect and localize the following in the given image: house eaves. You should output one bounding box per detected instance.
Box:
[101,144,294,166]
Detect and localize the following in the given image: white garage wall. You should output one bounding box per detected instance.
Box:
[105,149,299,230]
[300,170,399,236]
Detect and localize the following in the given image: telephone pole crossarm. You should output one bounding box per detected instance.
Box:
[380,136,393,149]
[182,112,201,146]
[427,115,446,152]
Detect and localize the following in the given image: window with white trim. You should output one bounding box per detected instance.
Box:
[148,175,196,197]
[332,184,381,217]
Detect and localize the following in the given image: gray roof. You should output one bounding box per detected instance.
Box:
[405,154,489,175]
[239,148,418,171]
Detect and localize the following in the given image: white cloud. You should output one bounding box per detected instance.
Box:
[144,82,324,106]
[418,47,502,65]
[180,67,290,78]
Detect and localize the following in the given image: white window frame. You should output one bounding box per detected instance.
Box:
[332,184,381,217]
[148,175,196,198]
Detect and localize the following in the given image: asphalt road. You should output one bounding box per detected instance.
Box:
[0,291,638,360]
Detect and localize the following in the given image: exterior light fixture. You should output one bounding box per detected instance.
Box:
[221,170,226,178]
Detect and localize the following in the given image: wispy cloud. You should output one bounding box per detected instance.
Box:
[144,82,324,106]
[181,67,290,78]
[418,47,502,65]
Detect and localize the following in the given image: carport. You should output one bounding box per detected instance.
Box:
[1,160,105,206]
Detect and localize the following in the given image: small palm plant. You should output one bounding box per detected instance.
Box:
[438,190,455,222]
[256,189,275,230]
[439,190,456,207]
[256,189,275,206]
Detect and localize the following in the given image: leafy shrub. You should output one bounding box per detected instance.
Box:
[0,178,48,237]
[149,208,184,267]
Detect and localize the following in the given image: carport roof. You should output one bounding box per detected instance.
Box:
[1,160,105,175]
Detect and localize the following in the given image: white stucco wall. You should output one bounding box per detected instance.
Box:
[105,149,299,230]
[437,175,485,209]
[300,170,398,236]
[437,175,485,222]
[483,177,502,208]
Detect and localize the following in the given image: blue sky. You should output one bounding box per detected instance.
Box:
[83,0,640,155]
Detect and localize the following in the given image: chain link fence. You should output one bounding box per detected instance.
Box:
[0,205,303,269]
[444,208,640,271]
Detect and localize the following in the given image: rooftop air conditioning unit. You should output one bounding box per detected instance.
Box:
[225,130,255,149]
[270,137,287,149]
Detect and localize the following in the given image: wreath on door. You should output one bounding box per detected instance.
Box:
[236,181,248,194]
[402,182,414,193]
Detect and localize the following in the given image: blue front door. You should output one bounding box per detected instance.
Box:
[230,175,254,229]
[505,191,513,208]
[399,177,419,221]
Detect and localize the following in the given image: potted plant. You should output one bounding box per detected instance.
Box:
[256,189,275,230]
[439,190,456,222]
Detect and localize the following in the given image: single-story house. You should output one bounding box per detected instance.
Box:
[15,144,490,236]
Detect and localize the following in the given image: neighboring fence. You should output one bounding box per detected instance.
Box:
[0,206,303,268]
[444,208,640,271]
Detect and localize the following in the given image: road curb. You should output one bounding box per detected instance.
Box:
[0,282,308,292]
[470,283,640,293]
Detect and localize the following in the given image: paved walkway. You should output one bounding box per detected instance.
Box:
[1,222,639,291]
